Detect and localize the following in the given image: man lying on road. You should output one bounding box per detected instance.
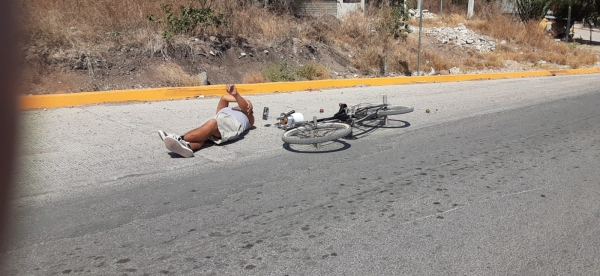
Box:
[158,84,254,158]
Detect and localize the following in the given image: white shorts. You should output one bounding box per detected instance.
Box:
[202,112,243,144]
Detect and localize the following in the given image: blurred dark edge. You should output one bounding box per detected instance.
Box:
[0,0,22,267]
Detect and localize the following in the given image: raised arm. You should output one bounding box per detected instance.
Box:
[245,100,255,127]
[216,93,236,114]
[215,85,254,126]
[225,85,249,111]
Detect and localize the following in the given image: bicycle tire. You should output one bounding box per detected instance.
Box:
[353,103,378,110]
[282,122,352,144]
[376,105,414,116]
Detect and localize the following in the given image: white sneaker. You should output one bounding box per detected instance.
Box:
[164,134,194,158]
[158,130,168,141]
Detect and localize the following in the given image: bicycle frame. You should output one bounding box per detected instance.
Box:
[278,95,413,148]
[276,99,392,130]
[346,103,391,126]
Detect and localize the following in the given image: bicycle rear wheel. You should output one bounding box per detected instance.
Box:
[377,105,414,116]
[282,122,352,144]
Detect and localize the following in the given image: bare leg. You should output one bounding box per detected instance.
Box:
[183,119,222,151]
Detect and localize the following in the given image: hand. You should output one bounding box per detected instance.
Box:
[226,84,238,96]
[245,99,253,114]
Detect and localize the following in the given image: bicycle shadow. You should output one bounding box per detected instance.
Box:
[282,139,351,153]
[574,38,600,46]
[281,119,410,153]
[348,119,411,140]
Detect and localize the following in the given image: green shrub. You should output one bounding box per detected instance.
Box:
[376,2,412,40]
[261,61,329,82]
[515,0,549,22]
[262,61,296,82]
[566,42,581,49]
[148,0,226,39]
[296,63,328,80]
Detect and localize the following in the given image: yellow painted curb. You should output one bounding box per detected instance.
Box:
[20,68,600,110]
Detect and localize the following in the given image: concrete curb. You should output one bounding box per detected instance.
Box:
[20,68,600,110]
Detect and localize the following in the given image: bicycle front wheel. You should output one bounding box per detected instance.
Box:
[282,122,352,144]
[377,105,414,116]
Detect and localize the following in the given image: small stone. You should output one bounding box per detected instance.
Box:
[449,67,460,74]
[198,72,208,85]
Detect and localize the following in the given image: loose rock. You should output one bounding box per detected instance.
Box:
[424,23,496,52]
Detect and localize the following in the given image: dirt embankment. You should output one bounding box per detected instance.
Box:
[25,33,358,95]
[24,22,600,95]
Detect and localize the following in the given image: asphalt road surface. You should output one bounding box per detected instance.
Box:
[3,75,600,275]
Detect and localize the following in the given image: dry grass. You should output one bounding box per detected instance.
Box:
[425,51,454,71]
[402,1,597,72]
[153,62,204,87]
[223,3,297,41]
[20,0,289,51]
[463,57,486,70]
[18,0,599,87]
[296,62,331,80]
[20,0,162,47]
[351,45,383,75]
[242,72,268,84]
[336,10,374,47]
[479,52,506,68]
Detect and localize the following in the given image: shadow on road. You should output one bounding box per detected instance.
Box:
[281,119,411,153]
[574,38,600,46]
[349,119,411,139]
[282,140,351,153]
[165,126,258,158]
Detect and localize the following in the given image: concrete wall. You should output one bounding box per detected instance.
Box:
[338,0,365,18]
[294,0,338,17]
[500,0,516,14]
[294,0,364,18]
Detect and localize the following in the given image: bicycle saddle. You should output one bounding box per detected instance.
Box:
[332,103,350,121]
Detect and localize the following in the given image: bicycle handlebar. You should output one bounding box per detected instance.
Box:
[277,110,295,120]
